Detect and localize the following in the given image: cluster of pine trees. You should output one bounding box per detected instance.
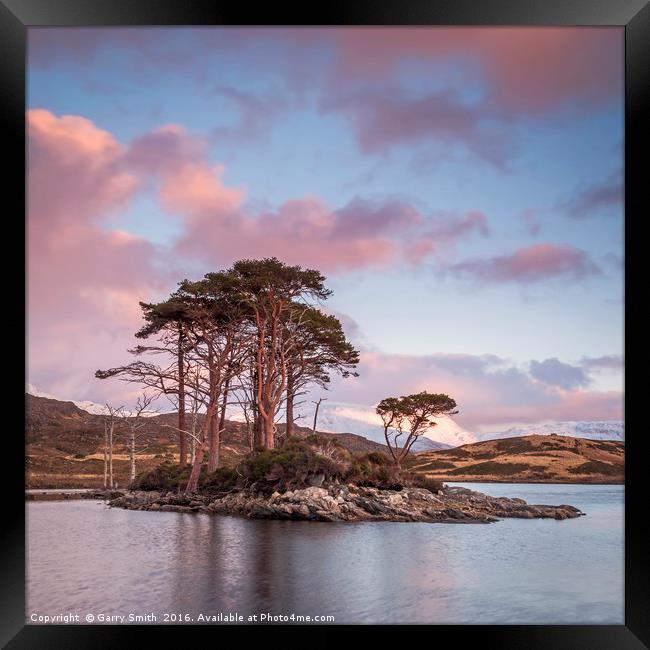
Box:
[96,257,359,492]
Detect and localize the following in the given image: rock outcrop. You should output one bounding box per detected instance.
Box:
[108,485,584,523]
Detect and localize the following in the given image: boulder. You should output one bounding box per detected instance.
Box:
[307,473,325,487]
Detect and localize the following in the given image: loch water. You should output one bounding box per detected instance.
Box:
[26,482,624,624]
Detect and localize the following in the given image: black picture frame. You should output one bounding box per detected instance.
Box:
[3,0,646,646]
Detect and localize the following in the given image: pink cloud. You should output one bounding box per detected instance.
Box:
[28,108,139,226]
[125,123,245,218]
[328,28,622,114]
[160,162,244,217]
[171,191,488,272]
[450,243,600,284]
[26,110,160,301]
[126,126,391,264]
[126,125,489,270]
[173,196,397,272]
[27,109,168,403]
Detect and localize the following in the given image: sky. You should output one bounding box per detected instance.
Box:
[26,27,624,434]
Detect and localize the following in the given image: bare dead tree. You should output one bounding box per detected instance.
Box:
[232,389,254,451]
[103,420,108,489]
[96,359,185,461]
[120,393,158,483]
[231,353,263,452]
[311,397,327,434]
[184,366,207,464]
[104,404,124,488]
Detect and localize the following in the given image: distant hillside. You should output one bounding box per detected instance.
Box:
[25,393,395,488]
[405,434,624,484]
[26,393,624,487]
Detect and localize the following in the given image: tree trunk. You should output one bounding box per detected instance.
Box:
[251,366,262,449]
[218,378,229,437]
[108,422,114,489]
[211,376,230,468]
[185,402,216,494]
[253,412,263,449]
[130,429,136,483]
[312,398,324,435]
[177,323,187,466]
[263,414,275,449]
[185,441,208,494]
[285,374,294,438]
[207,406,220,473]
[190,420,196,464]
[103,423,108,489]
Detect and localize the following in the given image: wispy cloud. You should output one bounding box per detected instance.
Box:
[559,171,623,219]
[448,244,601,285]
[580,355,624,371]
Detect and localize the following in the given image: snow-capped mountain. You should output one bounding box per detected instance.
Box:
[26,384,624,447]
[296,401,475,450]
[477,420,624,442]
[25,384,163,417]
[26,383,111,415]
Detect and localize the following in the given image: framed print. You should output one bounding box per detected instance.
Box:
[3,0,647,647]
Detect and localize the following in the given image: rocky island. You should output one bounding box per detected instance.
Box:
[109,484,583,523]
[108,435,585,524]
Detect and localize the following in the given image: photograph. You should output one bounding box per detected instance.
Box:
[20,22,629,629]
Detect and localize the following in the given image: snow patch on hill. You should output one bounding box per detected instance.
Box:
[477,420,624,442]
[25,384,162,417]
[26,383,111,415]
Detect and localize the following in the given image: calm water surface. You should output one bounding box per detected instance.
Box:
[27,483,623,624]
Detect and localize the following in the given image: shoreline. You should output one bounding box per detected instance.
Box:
[24,478,624,496]
[26,489,123,501]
